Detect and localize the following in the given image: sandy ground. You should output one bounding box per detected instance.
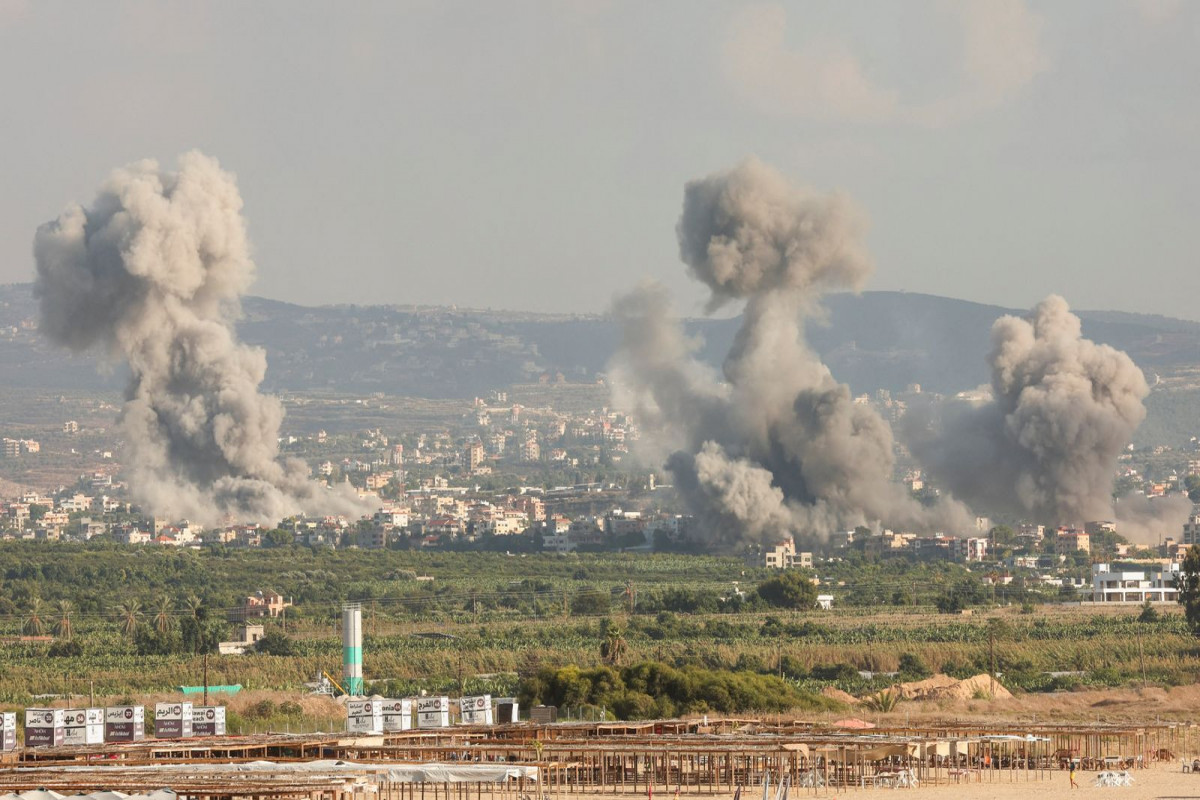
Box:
[908,765,1196,800]
[560,766,1200,800]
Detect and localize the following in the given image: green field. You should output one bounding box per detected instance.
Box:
[0,543,1196,715]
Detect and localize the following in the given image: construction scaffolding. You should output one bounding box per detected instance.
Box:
[0,717,1184,798]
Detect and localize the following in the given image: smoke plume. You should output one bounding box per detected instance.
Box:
[34,152,366,525]
[611,157,969,547]
[908,295,1185,537]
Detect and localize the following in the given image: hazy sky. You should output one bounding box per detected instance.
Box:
[1,1,1197,318]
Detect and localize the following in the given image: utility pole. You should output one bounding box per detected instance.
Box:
[989,626,997,697]
[203,652,210,706]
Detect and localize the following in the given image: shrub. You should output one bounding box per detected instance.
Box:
[278,701,303,717]
[248,699,277,719]
[810,663,859,682]
[518,660,804,719]
[756,572,818,609]
[897,653,931,680]
[255,630,295,656]
[47,640,82,658]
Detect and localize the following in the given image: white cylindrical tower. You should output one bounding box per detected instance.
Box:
[342,603,363,696]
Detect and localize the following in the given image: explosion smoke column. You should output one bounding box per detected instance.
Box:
[908,295,1188,539]
[33,152,366,525]
[611,157,968,547]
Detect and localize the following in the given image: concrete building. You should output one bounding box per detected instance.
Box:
[759,538,813,569]
[959,536,989,562]
[1056,528,1091,554]
[218,623,266,655]
[1183,512,1200,547]
[519,432,540,463]
[229,591,292,622]
[1091,562,1180,603]
[465,440,485,472]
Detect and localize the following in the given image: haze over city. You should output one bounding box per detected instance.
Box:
[7,2,1200,790]
[1,0,1198,318]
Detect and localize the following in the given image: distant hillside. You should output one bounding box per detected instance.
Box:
[2,283,1198,442]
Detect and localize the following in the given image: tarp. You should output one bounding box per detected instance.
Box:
[858,744,918,762]
[920,741,950,757]
[832,718,876,729]
[382,766,539,783]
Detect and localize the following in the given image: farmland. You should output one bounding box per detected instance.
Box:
[0,542,1197,717]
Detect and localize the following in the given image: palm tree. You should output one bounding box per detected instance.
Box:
[23,597,45,637]
[863,688,900,713]
[599,621,627,666]
[55,599,74,640]
[116,599,142,639]
[183,594,204,621]
[154,596,174,634]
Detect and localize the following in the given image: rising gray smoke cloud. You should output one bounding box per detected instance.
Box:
[33,152,367,526]
[908,295,1187,539]
[611,157,969,547]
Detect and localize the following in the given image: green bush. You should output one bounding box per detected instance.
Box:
[278,701,303,717]
[518,660,811,719]
[897,653,931,680]
[756,572,818,609]
[810,662,859,682]
[248,699,277,719]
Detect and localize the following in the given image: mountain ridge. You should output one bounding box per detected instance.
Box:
[2,283,1198,406]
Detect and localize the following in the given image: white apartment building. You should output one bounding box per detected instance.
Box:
[1091,562,1180,603]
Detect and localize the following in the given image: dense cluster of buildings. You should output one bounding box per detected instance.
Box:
[2,384,1199,608]
[3,470,1196,608]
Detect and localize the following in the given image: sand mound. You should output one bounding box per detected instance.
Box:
[894,674,958,699]
[876,673,1013,703]
[822,686,859,705]
[927,674,1014,701]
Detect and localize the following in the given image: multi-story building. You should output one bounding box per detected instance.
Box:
[229,591,292,622]
[1017,523,1045,545]
[512,495,545,522]
[1091,562,1180,603]
[112,528,151,545]
[519,432,540,463]
[365,471,394,490]
[465,440,485,472]
[958,536,989,562]
[1085,520,1117,537]
[759,538,813,569]
[1183,513,1200,547]
[1056,528,1091,554]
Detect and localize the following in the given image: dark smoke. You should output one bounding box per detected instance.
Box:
[908,295,1187,539]
[34,152,367,525]
[611,158,969,547]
